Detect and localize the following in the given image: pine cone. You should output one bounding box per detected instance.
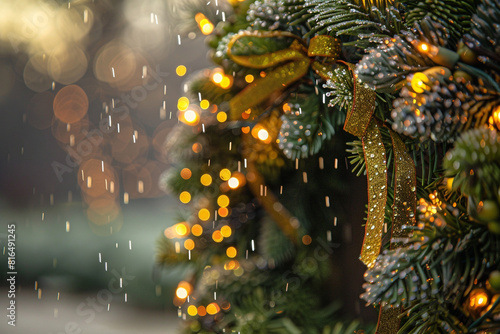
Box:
[391,75,500,143]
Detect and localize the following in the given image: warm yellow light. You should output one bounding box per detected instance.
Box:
[197,306,207,316]
[180,168,192,180]
[212,72,223,84]
[224,260,240,270]
[192,224,203,236]
[220,76,232,89]
[178,97,190,111]
[201,21,214,35]
[241,126,250,134]
[184,238,195,250]
[176,65,187,77]
[411,72,429,94]
[212,230,223,242]
[183,109,199,124]
[192,143,203,153]
[179,191,191,204]
[469,288,489,311]
[257,129,269,141]
[492,106,500,130]
[187,305,197,316]
[245,74,254,83]
[217,195,230,208]
[219,169,231,181]
[221,225,232,237]
[200,174,213,186]
[282,103,291,112]
[216,111,227,123]
[228,177,240,189]
[200,99,210,109]
[419,43,429,52]
[226,246,237,258]
[176,287,188,299]
[206,303,220,315]
[174,223,190,237]
[218,207,229,217]
[198,208,211,221]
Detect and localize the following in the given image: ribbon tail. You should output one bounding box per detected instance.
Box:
[359,120,388,268]
[229,58,310,119]
[389,129,417,245]
[376,307,402,334]
[375,130,417,334]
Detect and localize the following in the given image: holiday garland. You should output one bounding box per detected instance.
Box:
[158,0,500,333]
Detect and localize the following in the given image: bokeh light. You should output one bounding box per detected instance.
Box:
[184,239,195,250]
[206,303,220,315]
[200,174,212,186]
[191,224,203,236]
[226,246,237,258]
[198,208,210,221]
[53,85,89,124]
[228,177,239,189]
[176,65,187,76]
[179,191,191,204]
[217,195,230,208]
[220,225,232,237]
[216,111,227,123]
[180,168,192,180]
[219,169,231,181]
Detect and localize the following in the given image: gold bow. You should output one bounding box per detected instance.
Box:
[227,31,341,119]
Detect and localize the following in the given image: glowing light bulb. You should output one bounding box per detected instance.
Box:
[469,288,489,311]
[176,287,188,299]
[228,177,239,189]
[419,43,429,52]
[257,129,269,141]
[410,72,429,94]
[212,72,223,84]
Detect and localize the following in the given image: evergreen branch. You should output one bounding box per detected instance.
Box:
[404,0,477,46]
[443,128,500,199]
[362,199,500,330]
[304,0,404,48]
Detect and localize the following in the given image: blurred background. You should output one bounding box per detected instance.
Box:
[0,0,372,333]
[0,0,217,332]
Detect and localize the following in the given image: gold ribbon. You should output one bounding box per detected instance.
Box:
[340,60,417,332]
[389,130,417,246]
[337,61,384,268]
[227,31,341,119]
[359,120,388,268]
[375,131,417,334]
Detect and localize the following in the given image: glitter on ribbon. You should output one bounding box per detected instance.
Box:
[227,31,341,119]
[374,131,417,334]
[340,61,377,137]
[389,129,417,245]
[360,121,387,268]
[376,307,402,334]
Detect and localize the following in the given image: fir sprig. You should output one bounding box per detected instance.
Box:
[304,0,404,48]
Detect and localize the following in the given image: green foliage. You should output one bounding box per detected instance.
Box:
[305,0,404,48]
[404,0,477,46]
[391,74,500,143]
[464,0,500,75]
[356,16,454,92]
[259,217,296,266]
[277,89,344,160]
[362,197,500,332]
[444,128,500,199]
